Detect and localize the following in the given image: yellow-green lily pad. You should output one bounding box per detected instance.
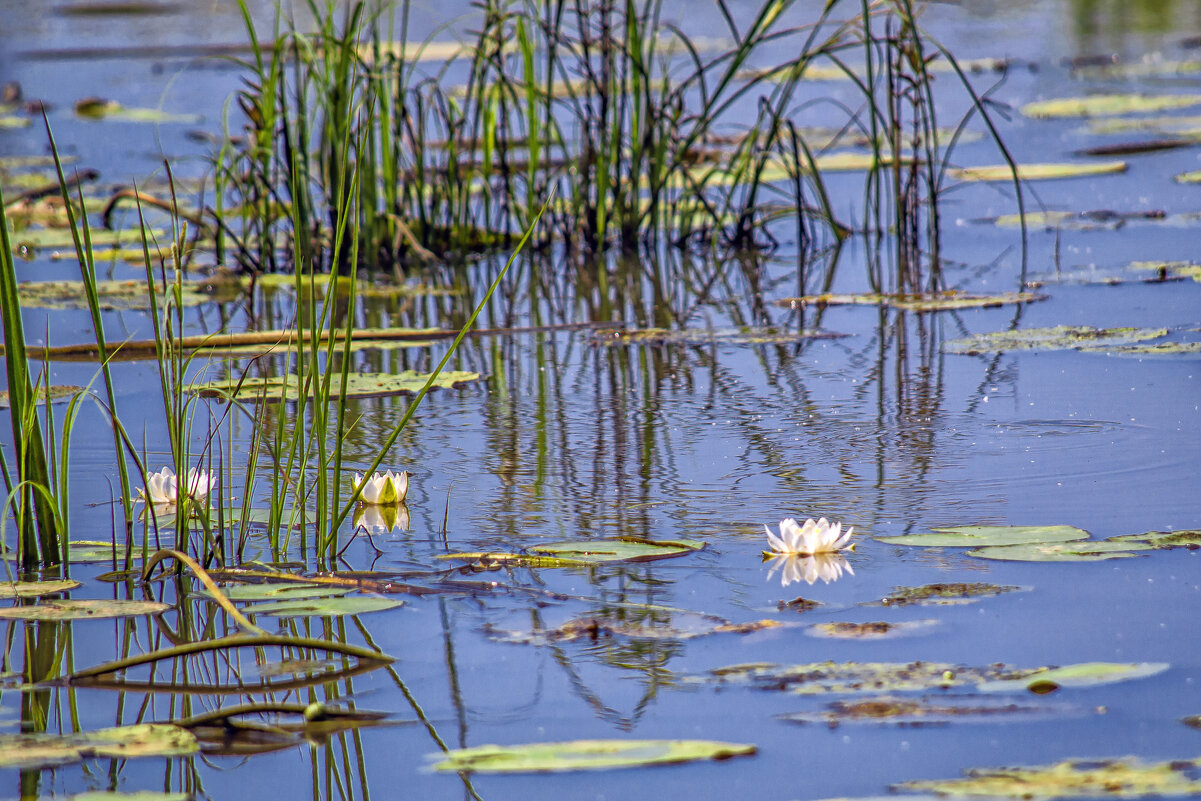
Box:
[66,540,129,563]
[1110,529,1201,549]
[1127,260,1201,281]
[16,279,214,310]
[0,599,169,621]
[1175,169,1201,183]
[188,370,482,402]
[0,724,197,770]
[0,385,85,408]
[241,596,403,617]
[894,755,1201,798]
[986,209,1166,230]
[943,325,1168,355]
[950,161,1127,181]
[0,579,82,598]
[198,583,352,602]
[977,662,1169,693]
[1082,342,1201,356]
[967,540,1153,562]
[868,582,1023,607]
[1021,93,1201,118]
[876,525,1089,548]
[430,739,756,773]
[439,537,705,567]
[75,97,200,124]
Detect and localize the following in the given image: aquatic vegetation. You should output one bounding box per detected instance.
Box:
[430,739,757,773]
[137,466,213,506]
[893,755,1201,798]
[765,517,855,555]
[353,470,409,505]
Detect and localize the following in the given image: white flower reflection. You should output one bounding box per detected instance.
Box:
[766,553,854,587]
[353,502,410,535]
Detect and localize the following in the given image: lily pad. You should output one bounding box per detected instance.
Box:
[1110,529,1201,549]
[440,537,705,567]
[188,370,482,402]
[869,582,1023,607]
[16,278,215,310]
[779,291,1045,311]
[487,613,781,644]
[949,162,1127,182]
[893,755,1201,798]
[967,540,1153,562]
[0,724,197,769]
[240,596,403,617]
[808,620,938,639]
[976,662,1169,693]
[876,525,1089,548]
[1081,342,1201,356]
[0,579,82,598]
[1021,93,1201,118]
[593,327,841,346]
[75,97,200,124]
[430,739,756,773]
[0,385,85,408]
[942,326,1168,355]
[0,599,169,621]
[66,540,125,563]
[779,695,1066,727]
[198,583,352,602]
[985,209,1167,231]
[1127,260,1201,281]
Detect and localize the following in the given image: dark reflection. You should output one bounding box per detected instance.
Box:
[1068,0,1201,51]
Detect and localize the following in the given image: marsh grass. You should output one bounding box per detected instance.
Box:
[213,0,1020,287]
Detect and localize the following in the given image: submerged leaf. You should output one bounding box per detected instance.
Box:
[0,724,197,769]
[950,162,1127,181]
[188,370,482,402]
[1021,93,1201,118]
[876,525,1089,548]
[894,755,1201,798]
[0,599,169,621]
[942,326,1167,355]
[430,739,756,773]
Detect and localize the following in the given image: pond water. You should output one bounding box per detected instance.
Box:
[1,1,1200,799]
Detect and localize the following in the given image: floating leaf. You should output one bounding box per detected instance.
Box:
[241,596,403,617]
[1021,93,1201,118]
[0,385,85,408]
[593,327,841,346]
[942,326,1167,355]
[0,724,197,769]
[967,540,1153,562]
[488,612,781,644]
[0,579,82,598]
[779,695,1067,727]
[1110,529,1201,549]
[702,660,1167,696]
[894,755,1201,798]
[198,583,352,602]
[1088,112,1201,136]
[0,599,169,621]
[74,97,200,124]
[869,582,1023,607]
[440,537,705,567]
[950,162,1127,182]
[66,540,125,563]
[779,291,1045,311]
[16,278,216,310]
[876,525,1089,548]
[1075,138,1194,157]
[808,620,938,639]
[430,739,756,773]
[985,209,1166,230]
[1082,342,1201,356]
[1176,170,1201,183]
[1127,260,1201,282]
[977,662,1169,693]
[188,370,482,402]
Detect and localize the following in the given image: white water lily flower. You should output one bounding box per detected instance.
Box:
[764,517,854,556]
[353,502,410,535]
[353,470,409,505]
[138,467,212,506]
[766,553,854,587]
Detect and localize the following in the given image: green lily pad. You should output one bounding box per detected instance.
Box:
[967,540,1153,562]
[950,161,1127,182]
[0,385,85,408]
[1110,529,1201,549]
[779,291,1045,311]
[188,370,482,402]
[875,525,1089,548]
[894,755,1201,798]
[869,582,1023,607]
[439,537,705,567]
[1088,112,1201,135]
[0,579,82,598]
[0,723,197,770]
[977,662,1169,693]
[1175,170,1201,183]
[943,325,1168,355]
[198,583,352,602]
[241,596,403,617]
[16,279,214,310]
[0,115,30,129]
[75,98,200,124]
[9,227,168,253]
[703,660,1167,696]
[1021,93,1201,118]
[430,739,756,773]
[593,327,840,346]
[0,599,170,621]
[986,209,1167,231]
[66,540,125,563]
